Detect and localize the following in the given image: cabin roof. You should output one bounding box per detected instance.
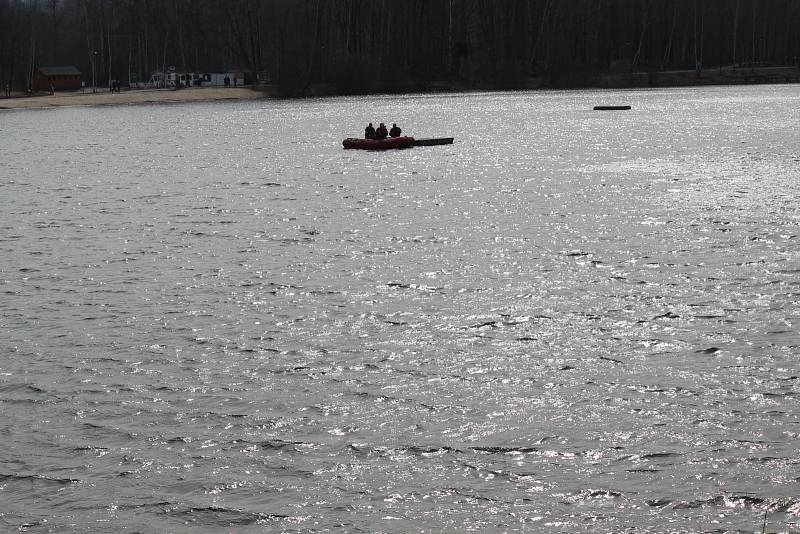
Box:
[38,66,82,76]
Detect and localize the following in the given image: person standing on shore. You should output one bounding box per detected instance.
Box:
[5,84,10,97]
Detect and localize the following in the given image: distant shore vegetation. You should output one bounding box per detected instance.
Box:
[2,0,799,97]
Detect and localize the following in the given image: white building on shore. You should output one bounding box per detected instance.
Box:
[137,68,246,89]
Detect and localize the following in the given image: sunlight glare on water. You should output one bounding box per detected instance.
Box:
[0,84,799,533]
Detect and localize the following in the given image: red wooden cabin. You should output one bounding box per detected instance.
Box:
[33,66,82,92]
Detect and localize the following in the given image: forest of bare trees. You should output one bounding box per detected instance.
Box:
[2,0,800,95]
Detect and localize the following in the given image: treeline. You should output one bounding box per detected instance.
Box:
[2,0,800,95]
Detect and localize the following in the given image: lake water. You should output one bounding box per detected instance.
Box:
[1,85,799,533]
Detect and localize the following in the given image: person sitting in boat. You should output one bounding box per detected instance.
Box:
[375,123,388,139]
[389,124,402,137]
[364,123,376,139]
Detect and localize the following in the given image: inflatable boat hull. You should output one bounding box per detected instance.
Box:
[343,136,415,150]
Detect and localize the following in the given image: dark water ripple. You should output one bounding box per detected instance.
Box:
[1,86,799,532]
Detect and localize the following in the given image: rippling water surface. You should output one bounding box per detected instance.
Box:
[1,85,799,533]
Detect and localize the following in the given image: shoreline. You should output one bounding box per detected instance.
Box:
[0,86,272,111]
[2,66,798,110]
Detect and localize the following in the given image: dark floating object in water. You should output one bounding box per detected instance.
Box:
[413,137,454,147]
[342,136,415,150]
[594,105,632,111]
[341,136,454,150]
[653,311,681,319]
[695,347,721,354]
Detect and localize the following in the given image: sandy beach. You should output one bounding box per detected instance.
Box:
[0,86,269,110]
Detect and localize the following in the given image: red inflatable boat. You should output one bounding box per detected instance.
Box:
[342,136,415,150]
